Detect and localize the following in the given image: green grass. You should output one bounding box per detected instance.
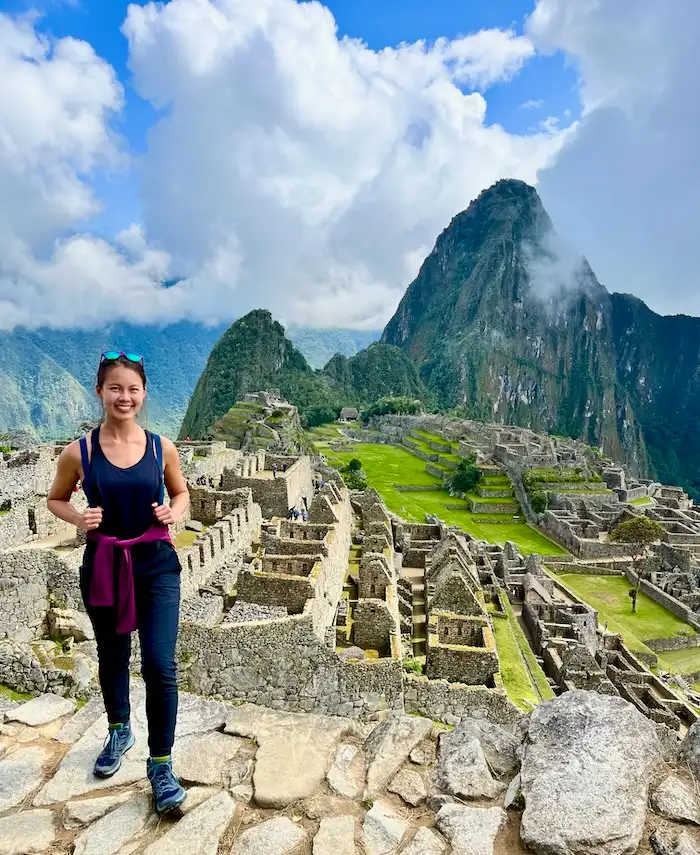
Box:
[630,496,652,506]
[499,592,555,702]
[0,684,32,702]
[555,573,700,670]
[491,615,539,710]
[321,441,567,555]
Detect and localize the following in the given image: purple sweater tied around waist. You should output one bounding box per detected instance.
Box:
[87,524,172,634]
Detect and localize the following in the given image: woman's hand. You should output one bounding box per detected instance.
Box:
[152,502,176,526]
[79,506,103,532]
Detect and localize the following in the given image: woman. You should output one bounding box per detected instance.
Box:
[47,351,190,814]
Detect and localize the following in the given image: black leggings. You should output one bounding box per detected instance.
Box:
[81,541,181,757]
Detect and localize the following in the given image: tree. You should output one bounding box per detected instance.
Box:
[448,455,480,494]
[341,459,367,490]
[609,516,665,613]
[346,458,363,472]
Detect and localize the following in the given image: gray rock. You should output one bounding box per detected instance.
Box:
[409,742,435,766]
[0,745,51,811]
[225,704,351,809]
[313,816,357,855]
[652,774,700,824]
[0,699,19,720]
[186,520,204,532]
[388,767,426,806]
[54,695,105,744]
[7,693,76,726]
[504,773,523,810]
[0,809,56,855]
[230,816,307,855]
[436,804,506,855]
[520,690,663,855]
[48,608,94,642]
[73,792,154,855]
[363,712,432,797]
[174,731,245,785]
[143,792,238,855]
[683,721,700,780]
[400,827,447,855]
[450,718,520,778]
[337,647,365,662]
[363,799,409,855]
[327,743,365,799]
[435,733,504,800]
[651,828,700,855]
[62,790,135,828]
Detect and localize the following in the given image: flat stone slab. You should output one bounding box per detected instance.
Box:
[363,712,432,797]
[363,799,408,855]
[54,696,105,744]
[225,704,351,809]
[174,731,245,785]
[0,745,51,811]
[7,693,76,726]
[0,809,56,855]
[436,804,507,855]
[143,792,238,855]
[652,774,700,825]
[0,699,19,720]
[388,767,426,806]
[62,790,136,829]
[313,816,357,855]
[327,743,365,799]
[73,792,154,855]
[401,827,447,855]
[34,712,148,805]
[230,816,308,855]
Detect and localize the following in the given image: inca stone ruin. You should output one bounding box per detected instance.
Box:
[5,398,700,853]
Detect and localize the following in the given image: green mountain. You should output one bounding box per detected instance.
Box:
[179,310,428,439]
[0,322,382,441]
[287,328,380,369]
[383,178,700,496]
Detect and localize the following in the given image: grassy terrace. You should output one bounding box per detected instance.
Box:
[310,433,567,556]
[555,573,700,673]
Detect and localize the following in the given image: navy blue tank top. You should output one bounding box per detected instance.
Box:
[85,426,162,540]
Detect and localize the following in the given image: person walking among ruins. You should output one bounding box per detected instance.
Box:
[47,351,190,814]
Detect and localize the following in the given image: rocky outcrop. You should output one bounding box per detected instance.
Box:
[520,691,663,855]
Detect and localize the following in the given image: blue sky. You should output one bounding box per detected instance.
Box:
[1,0,578,238]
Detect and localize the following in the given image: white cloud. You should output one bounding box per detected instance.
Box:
[529,0,700,316]
[521,99,544,110]
[0,1,564,331]
[121,0,563,328]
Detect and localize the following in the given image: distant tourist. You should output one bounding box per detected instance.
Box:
[302,496,308,510]
[302,510,309,522]
[272,463,278,479]
[293,508,300,520]
[46,351,189,815]
[282,463,288,472]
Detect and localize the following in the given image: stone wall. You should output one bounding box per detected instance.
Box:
[188,486,253,526]
[353,599,396,655]
[646,635,700,653]
[426,641,499,686]
[221,456,313,519]
[403,676,520,726]
[178,613,403,718]
[177,498,263,601]
[237,570,314,614]
[0,550,50,642]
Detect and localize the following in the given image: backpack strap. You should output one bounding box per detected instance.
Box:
[151,432,165,505]
[79,433,93,506]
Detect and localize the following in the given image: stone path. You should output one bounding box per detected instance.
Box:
[1,687,696,855]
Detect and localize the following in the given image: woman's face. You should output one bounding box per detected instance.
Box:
[97,365,146,422]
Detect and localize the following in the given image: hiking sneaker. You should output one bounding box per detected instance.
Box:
[93,723,135,778]
[147,758,187,814]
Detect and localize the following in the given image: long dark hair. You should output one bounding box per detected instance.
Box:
[95,355,148,390]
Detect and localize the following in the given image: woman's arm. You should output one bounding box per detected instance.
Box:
[47,442,103,531]
[152,437,190,526]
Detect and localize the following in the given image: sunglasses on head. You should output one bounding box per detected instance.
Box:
[100,351,144,365]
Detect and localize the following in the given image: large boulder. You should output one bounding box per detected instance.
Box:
[363,713,432,797]
[520,690,662,855]
[446,718,520,778]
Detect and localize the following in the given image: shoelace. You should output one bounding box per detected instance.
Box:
[100,728,123,760]
[149,762,178,798]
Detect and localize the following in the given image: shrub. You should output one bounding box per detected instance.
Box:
[530,490,549,514]
[403,656,424,675]
[448,455,480,493]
